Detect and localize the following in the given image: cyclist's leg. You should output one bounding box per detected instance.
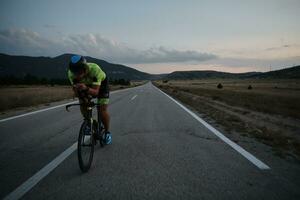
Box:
[79,98,89,119]
[97,98,111,144]
[98,100,110,132]
[97,77,110,132]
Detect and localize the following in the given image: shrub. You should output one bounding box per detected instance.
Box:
[109,78,131,85]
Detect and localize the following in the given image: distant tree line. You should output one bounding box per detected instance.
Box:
[109,78,131,86]
[0,74,69,86]
[0,74,131,86]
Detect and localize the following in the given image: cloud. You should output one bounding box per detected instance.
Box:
[265,44,292,51]
[202,56,300,71]
[43,24,58,29]
[0,28,217,64]
[0,29,61,56]
[134,47,217,63]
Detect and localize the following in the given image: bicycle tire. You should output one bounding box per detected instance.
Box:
[77,120,95,172]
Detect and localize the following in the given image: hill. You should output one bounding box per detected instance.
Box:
[0,53,299,81]
[165,66,300,80]
[0,53,151,80]
[254,65,300,79]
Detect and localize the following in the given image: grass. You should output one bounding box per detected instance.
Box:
[157,79,300,119]
[0,86,73,112]
[0,81,147,113]
[154,79,300,160]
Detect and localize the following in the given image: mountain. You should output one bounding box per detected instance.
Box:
[0,53,151,80]
[0,53,299,81]
[253,65,300,79]
[164,66,300,80]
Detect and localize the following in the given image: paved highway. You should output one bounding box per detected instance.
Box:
[0,82,299,199]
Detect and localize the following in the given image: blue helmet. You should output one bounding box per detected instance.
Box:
[69,55,87,74]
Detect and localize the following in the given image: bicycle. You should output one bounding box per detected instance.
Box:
[66,96,106,172]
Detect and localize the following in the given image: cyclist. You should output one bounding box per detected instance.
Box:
[67,55,112,144]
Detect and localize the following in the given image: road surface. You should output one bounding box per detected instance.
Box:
[0,82,299,199]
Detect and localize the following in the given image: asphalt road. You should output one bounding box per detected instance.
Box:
[0,82,299,200]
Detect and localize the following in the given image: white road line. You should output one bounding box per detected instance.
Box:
[154,84,270,170]
[2,86,144,200]
[0,101,78,123]
[131,95,137,100]
[0,87,133,123]
[3,143,77,200]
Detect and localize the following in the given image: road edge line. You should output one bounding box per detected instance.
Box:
[2,84,145,199]
[0,86,139,123]
[153,84,270,170]
[0,101,79,123]
[3,143,77,200]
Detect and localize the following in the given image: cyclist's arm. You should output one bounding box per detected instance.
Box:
[72,86,79,97]
[86,85,100,97]
[73,83,99,97]
[67,70,80,97]
[87,64,104,97]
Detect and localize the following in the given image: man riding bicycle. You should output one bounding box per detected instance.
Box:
[67,55,112,144]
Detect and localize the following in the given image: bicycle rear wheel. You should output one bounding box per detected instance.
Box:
[77,120,95,172]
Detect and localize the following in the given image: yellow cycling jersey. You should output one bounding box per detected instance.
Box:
[67,63,106,86]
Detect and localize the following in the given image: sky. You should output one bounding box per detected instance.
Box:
[0,0,299,74]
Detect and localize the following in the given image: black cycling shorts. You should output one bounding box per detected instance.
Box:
[98,77,109,99]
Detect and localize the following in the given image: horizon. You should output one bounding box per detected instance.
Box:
[1,52,298,75]
[0,0,300,74]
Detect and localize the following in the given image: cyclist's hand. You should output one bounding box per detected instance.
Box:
[75,83,88,92]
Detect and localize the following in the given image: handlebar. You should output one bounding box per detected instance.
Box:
[65,101,101,112]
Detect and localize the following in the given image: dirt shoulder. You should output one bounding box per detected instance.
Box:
[154,80,300,162]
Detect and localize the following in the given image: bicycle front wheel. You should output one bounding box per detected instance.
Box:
[77,120,95,172]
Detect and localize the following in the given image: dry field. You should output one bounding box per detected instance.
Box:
[0,81,146,113]
[155,79,300,160]
[0,86,73,113]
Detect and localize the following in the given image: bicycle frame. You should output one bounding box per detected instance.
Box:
[66,99,105,172]
[66,101,101,119]
[66,100,104,141]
